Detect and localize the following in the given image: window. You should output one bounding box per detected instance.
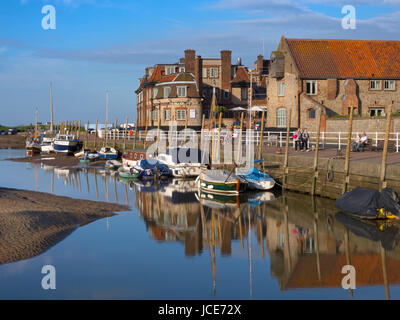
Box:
[305,237,315,254]
[241,88,248,101]
[370,80,382,90]
[166,66,175,75]
[164,87,171,98]
[189,109,196,119]
[224,90,230,100]
[210,67,219,78]
[202,68,207,78]
[306,80,317,95]
[152,110,158,121]
[164,109,171,121]
[308,108,316,119]
[179,67,185,73]
[278,81,285,96]
[176,109,186,120]
[153,88,158,99]
[177,86,187,97]
[277,108,286,128]
[370,107,385,117]
[384,80,395,91]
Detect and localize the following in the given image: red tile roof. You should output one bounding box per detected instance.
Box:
[286,38,400,79]
[231,66,249,83]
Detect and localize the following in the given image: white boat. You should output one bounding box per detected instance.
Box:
[98,147,119,160]
[157,147,205,178]
[53,134,79,154]
[40,137,54,153]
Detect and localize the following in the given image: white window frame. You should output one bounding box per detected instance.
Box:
[210,67,219,78]
[189,109,196,119]
[369,107,385,117]
[384,80,395,91]
[202,68,207,78]
[306,80,317,95]
[277,108,286,128]
[177,86,187,97]
[179,67,185,73]
[278,81,285,97]
[176,109,186,120]
[164,87,171,98]
[165,66,175,75]
[370,80,382,90]
[153,88,158,99]
[164,109,171,121]
[152,110,158,121]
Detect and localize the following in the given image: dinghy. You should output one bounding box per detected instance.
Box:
[98,147,119,160]
[134,159,170,179]
[118,165,141,179]
[105,160,123,170]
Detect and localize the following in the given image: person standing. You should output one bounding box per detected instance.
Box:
[292,128,301,151]
[301,128,310,151]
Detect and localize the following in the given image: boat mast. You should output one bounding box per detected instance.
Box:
[105,90,109,147]
[50,82,54,133]
[34,109,38,139]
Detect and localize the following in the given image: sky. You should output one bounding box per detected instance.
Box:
[1,0,400,126]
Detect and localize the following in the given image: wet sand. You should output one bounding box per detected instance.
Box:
[0,187,129,265]
[8,154,107,168]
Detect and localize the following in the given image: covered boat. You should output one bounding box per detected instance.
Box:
[236,166,275,191]
[198,169,247,195]
[335,187,400,219]
[134,159,169,179]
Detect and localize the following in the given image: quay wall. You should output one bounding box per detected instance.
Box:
[262,152,400,199]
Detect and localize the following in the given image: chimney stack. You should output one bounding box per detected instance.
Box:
[221,50,231,91]
[185,49,196,74]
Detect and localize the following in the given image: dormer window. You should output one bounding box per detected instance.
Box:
[384,80,395,91]
[306,80,317,95]
[177,86,187,97]
[166,66,175,75]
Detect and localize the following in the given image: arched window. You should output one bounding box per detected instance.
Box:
[277,108,286,128]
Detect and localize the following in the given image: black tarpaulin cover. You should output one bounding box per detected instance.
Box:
[335,187,400,219]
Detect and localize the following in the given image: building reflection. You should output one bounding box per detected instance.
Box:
[134,180,400,298]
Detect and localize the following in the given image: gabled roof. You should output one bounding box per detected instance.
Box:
[231,66,250,83]
[286,38,400,79]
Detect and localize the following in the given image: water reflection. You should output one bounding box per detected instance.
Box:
[2,149,400,299]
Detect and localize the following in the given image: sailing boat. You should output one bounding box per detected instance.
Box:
[26,109,41,156]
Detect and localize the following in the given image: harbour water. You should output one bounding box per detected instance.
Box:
[1,149,400,299]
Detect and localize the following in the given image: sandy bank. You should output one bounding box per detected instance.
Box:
[0,187,129,265]
[0,134,26,149]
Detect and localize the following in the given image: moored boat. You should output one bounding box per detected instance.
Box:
[40,137,54,154]
[98,147,119,160]
[133,159,170,179]
[198,169,247,195]
[53,133,79,154]
[235,166,275,191]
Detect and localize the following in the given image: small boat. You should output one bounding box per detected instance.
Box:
[79,151,100,163]
[121,150,147,167]
[134,159,170,179]
[40,137,54,154]
[198,169,247,195]
[98,147,119,160]
[236,166,275,191]
[156,147,206,178]
[26,140,41,156]
[118,165,140,179]
[53,133,79,154]
[105,160,123,170]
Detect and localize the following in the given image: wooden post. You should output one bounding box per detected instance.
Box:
[236,112,244,163]
[134,115,138,149]
[282,109,292,189]
[258,110,265,160]
[343,106,354,194]
[157,110,161,150]
[85,120,89,149]
[123,117,128,151]
[77,120,81,139]
[216,112,223,163]
[94,119,98,150]
[113,119,117,148]
[200,113,206,150]
[311,109,322,196]
[144,111,148,149]
[379,104,392,191]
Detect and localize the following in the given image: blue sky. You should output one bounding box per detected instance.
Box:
[1,0,400,126]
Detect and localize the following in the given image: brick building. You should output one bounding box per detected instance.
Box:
[135,49,269,131]
[267,36,400,131]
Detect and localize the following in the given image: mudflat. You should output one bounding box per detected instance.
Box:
[0,134,26,149]
[0,187,129,265]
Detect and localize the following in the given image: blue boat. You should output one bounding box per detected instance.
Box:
[236,161,275,191]
[135,159,170,179]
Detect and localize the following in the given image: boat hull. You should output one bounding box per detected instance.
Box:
[54,142,78,153]
[199,178,245,195]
